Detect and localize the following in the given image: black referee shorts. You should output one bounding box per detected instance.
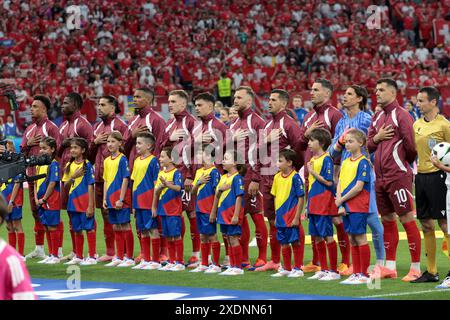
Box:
[415,171,447,220]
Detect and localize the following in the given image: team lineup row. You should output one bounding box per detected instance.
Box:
[2,79,450,288]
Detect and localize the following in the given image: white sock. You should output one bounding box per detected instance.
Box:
[376,259,385,266]
[58,247,63,257]
[192,251,200,258]
[385,260,396,270]
[411,262,421,271]
[36,245,44,251]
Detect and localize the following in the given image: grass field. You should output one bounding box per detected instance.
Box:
[2,199,450,300]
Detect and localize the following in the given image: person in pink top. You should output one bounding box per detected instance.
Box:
[58,92,94,262]
[0,195,36,300]
[20,95,62,261]
[367,78,422,281]
[90,95,130,262]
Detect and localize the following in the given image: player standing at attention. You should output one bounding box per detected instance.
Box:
[103,131,135,268]
[34,137,61,265]
[58,92,93,262]
[21,95,61,260]
[329,85,385,276]
[368,78,422,280]
[153,147,185,272]
[297,79,344,274]
[210,151,246,276]
[336,129,372,285]
[161,90,201,267]
[292,94,308,126]
[306,128,340,281]
[430,148,450,289]
[130,133,161,270]
[270,149,305,278]
[0,195,36,300]
[90,95,130,263]
[62,138,97,266]
[190,147,222,273]
[229,86,268,270]
[411,87,450,283]
[1,141,25,257]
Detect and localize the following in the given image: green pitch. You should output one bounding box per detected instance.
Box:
[2,200,450,300]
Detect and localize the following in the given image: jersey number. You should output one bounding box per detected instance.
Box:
[394,189,408,204]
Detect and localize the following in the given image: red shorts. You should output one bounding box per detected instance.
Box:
[244,178,263,215]
[181,189,195,214]
[375,177,414,216]
[95,182,104,209]
[261,176,275,220]
[28,183,37,213]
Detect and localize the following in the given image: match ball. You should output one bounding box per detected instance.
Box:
[432,142,450,167]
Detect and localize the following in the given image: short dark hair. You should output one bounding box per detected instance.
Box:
[314,78,333,94]
[33,95,51,110]
[67,92,83,109]
[194,92,215,104]
[236,86,255,101]
[169,90,189,102]
[161,147,174,162]
[348,85,368,111]
[377,78,398,91]
[271,89,290,104]
[136,132,155,145]
[309,128,332,151]
[136,87,155,104]
[100,95,120,114]
[419,86,440,105]
[279,148,297,165]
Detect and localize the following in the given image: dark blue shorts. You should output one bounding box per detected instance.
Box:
[277,227,300,245]
[161,215,182,237]
[39,208,60,227]
[6,207,22,221]
[108,208,131,225]
[69,211,95,232]
[343,213,368,235]
[220,224,242,236]
[196,212,217,235]
[135,209,158,231]
[308,214,333,238]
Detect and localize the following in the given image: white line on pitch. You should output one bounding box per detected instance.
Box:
[361,289,450,299]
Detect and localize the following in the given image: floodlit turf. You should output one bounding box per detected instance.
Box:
[2,200,450,300]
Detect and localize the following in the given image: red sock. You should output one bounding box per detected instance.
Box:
[175,239,184,263]
[201,242,210,266]
[402,220,421,263]
[252,214,268,262]
[232,245,242,268]
[141,236,151,262]
[211,241,221,265]
[223,235,229,256]
[311,237,319,265]
[316,240,328,271]
[269,224,281,264]
[351,245,361,274]
[382,220,399,261]
[229,244,236,267]
[8,232,16,249]
[124,229,134,259]
[87,231,97,258]
[34,220,45,246]
[282,246,292,271]
[68,216,76,253]
[17,232,25,256]
[240,215,250,262]
[57,221,64,249]
[298,223,305,266]
[189,217,201,252]
[359,244,371,276]
[168,240,176,263]
[45,230,51,253]
[75,233,84,259]
[292,242,303,269]
[335,222,350,265]
[114,230,125,260]
[50,230,59,257]
[181,216,186,239]
[151,238,161,262]
[104,219,115,256]
[327,241,338,272]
